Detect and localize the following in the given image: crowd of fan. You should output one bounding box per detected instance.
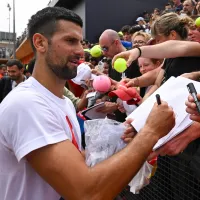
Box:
[1,1,200,198]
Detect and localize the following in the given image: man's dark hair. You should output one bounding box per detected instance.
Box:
[165,2,171,6]
[27,7,83,52]
[6,59,24,70]
[121,25,131,34]
[129,25,145,35]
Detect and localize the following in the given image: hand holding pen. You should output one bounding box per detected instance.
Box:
[143,94,175,139]
[186,83,200,123]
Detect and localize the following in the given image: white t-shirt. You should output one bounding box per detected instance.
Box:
[0,77,82,200]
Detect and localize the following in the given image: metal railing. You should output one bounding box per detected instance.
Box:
[117,150,200,200]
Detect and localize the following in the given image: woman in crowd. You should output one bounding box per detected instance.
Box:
[131,31,151,48]
[115,12,200,100]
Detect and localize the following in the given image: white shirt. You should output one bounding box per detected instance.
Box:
[0,77,82,200]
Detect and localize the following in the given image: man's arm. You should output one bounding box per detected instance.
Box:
[27,132,157,200]
[27,101,175,200]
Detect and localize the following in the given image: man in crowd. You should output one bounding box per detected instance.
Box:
[0,59,25,102]
[0,64,7,78]
[183,0,195,16]
[97,29,141,121]
[0,7,175,200]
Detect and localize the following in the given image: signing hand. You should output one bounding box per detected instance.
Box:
[144,101,175,140]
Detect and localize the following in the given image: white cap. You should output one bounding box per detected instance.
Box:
[71,63,92,85]
[136,17,144,22]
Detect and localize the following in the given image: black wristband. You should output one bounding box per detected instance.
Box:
[136,47,142,59]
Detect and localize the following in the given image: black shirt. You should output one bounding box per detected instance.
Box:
[161,56,200,177]
[161,57,200,85]
[108,60,141,122]
[0,76,12,103]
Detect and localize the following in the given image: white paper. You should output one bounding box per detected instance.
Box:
[153,115,193,150]
[127,76,200,150]
[82,102,106,119]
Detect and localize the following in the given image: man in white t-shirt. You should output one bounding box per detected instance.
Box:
[0,7,176,200]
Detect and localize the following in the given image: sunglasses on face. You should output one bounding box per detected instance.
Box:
[101,46,109,52]
[101,40,115,52]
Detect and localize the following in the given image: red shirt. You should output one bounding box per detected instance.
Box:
[67,80,84,98]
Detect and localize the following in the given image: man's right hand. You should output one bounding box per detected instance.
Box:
[144,101,175,140]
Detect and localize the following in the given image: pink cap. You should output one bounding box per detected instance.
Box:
[108,85,141,105]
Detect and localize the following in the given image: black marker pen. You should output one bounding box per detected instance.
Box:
[187,83,200,113]
[156,94,161,105]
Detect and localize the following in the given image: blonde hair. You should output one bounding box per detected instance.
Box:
[151,13,189,40]
[132,31,151,42]
[181,15,195,29]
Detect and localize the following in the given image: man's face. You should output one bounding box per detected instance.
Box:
[99,38,118,59]
[7,65,23,81]
[183,1,194,15]
[123,32,132,42]
[44,20,84,80]
[138,20,144,26]
[2,66,7,75]
[165,5,172,10]
[0,66,7,76]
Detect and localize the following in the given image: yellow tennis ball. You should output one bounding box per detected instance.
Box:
[114,58,127,73]
[118,31,124,37]
[195,17,200,27]
[90,45,102,58]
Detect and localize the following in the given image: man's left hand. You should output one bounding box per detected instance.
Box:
[121,119,137,143]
